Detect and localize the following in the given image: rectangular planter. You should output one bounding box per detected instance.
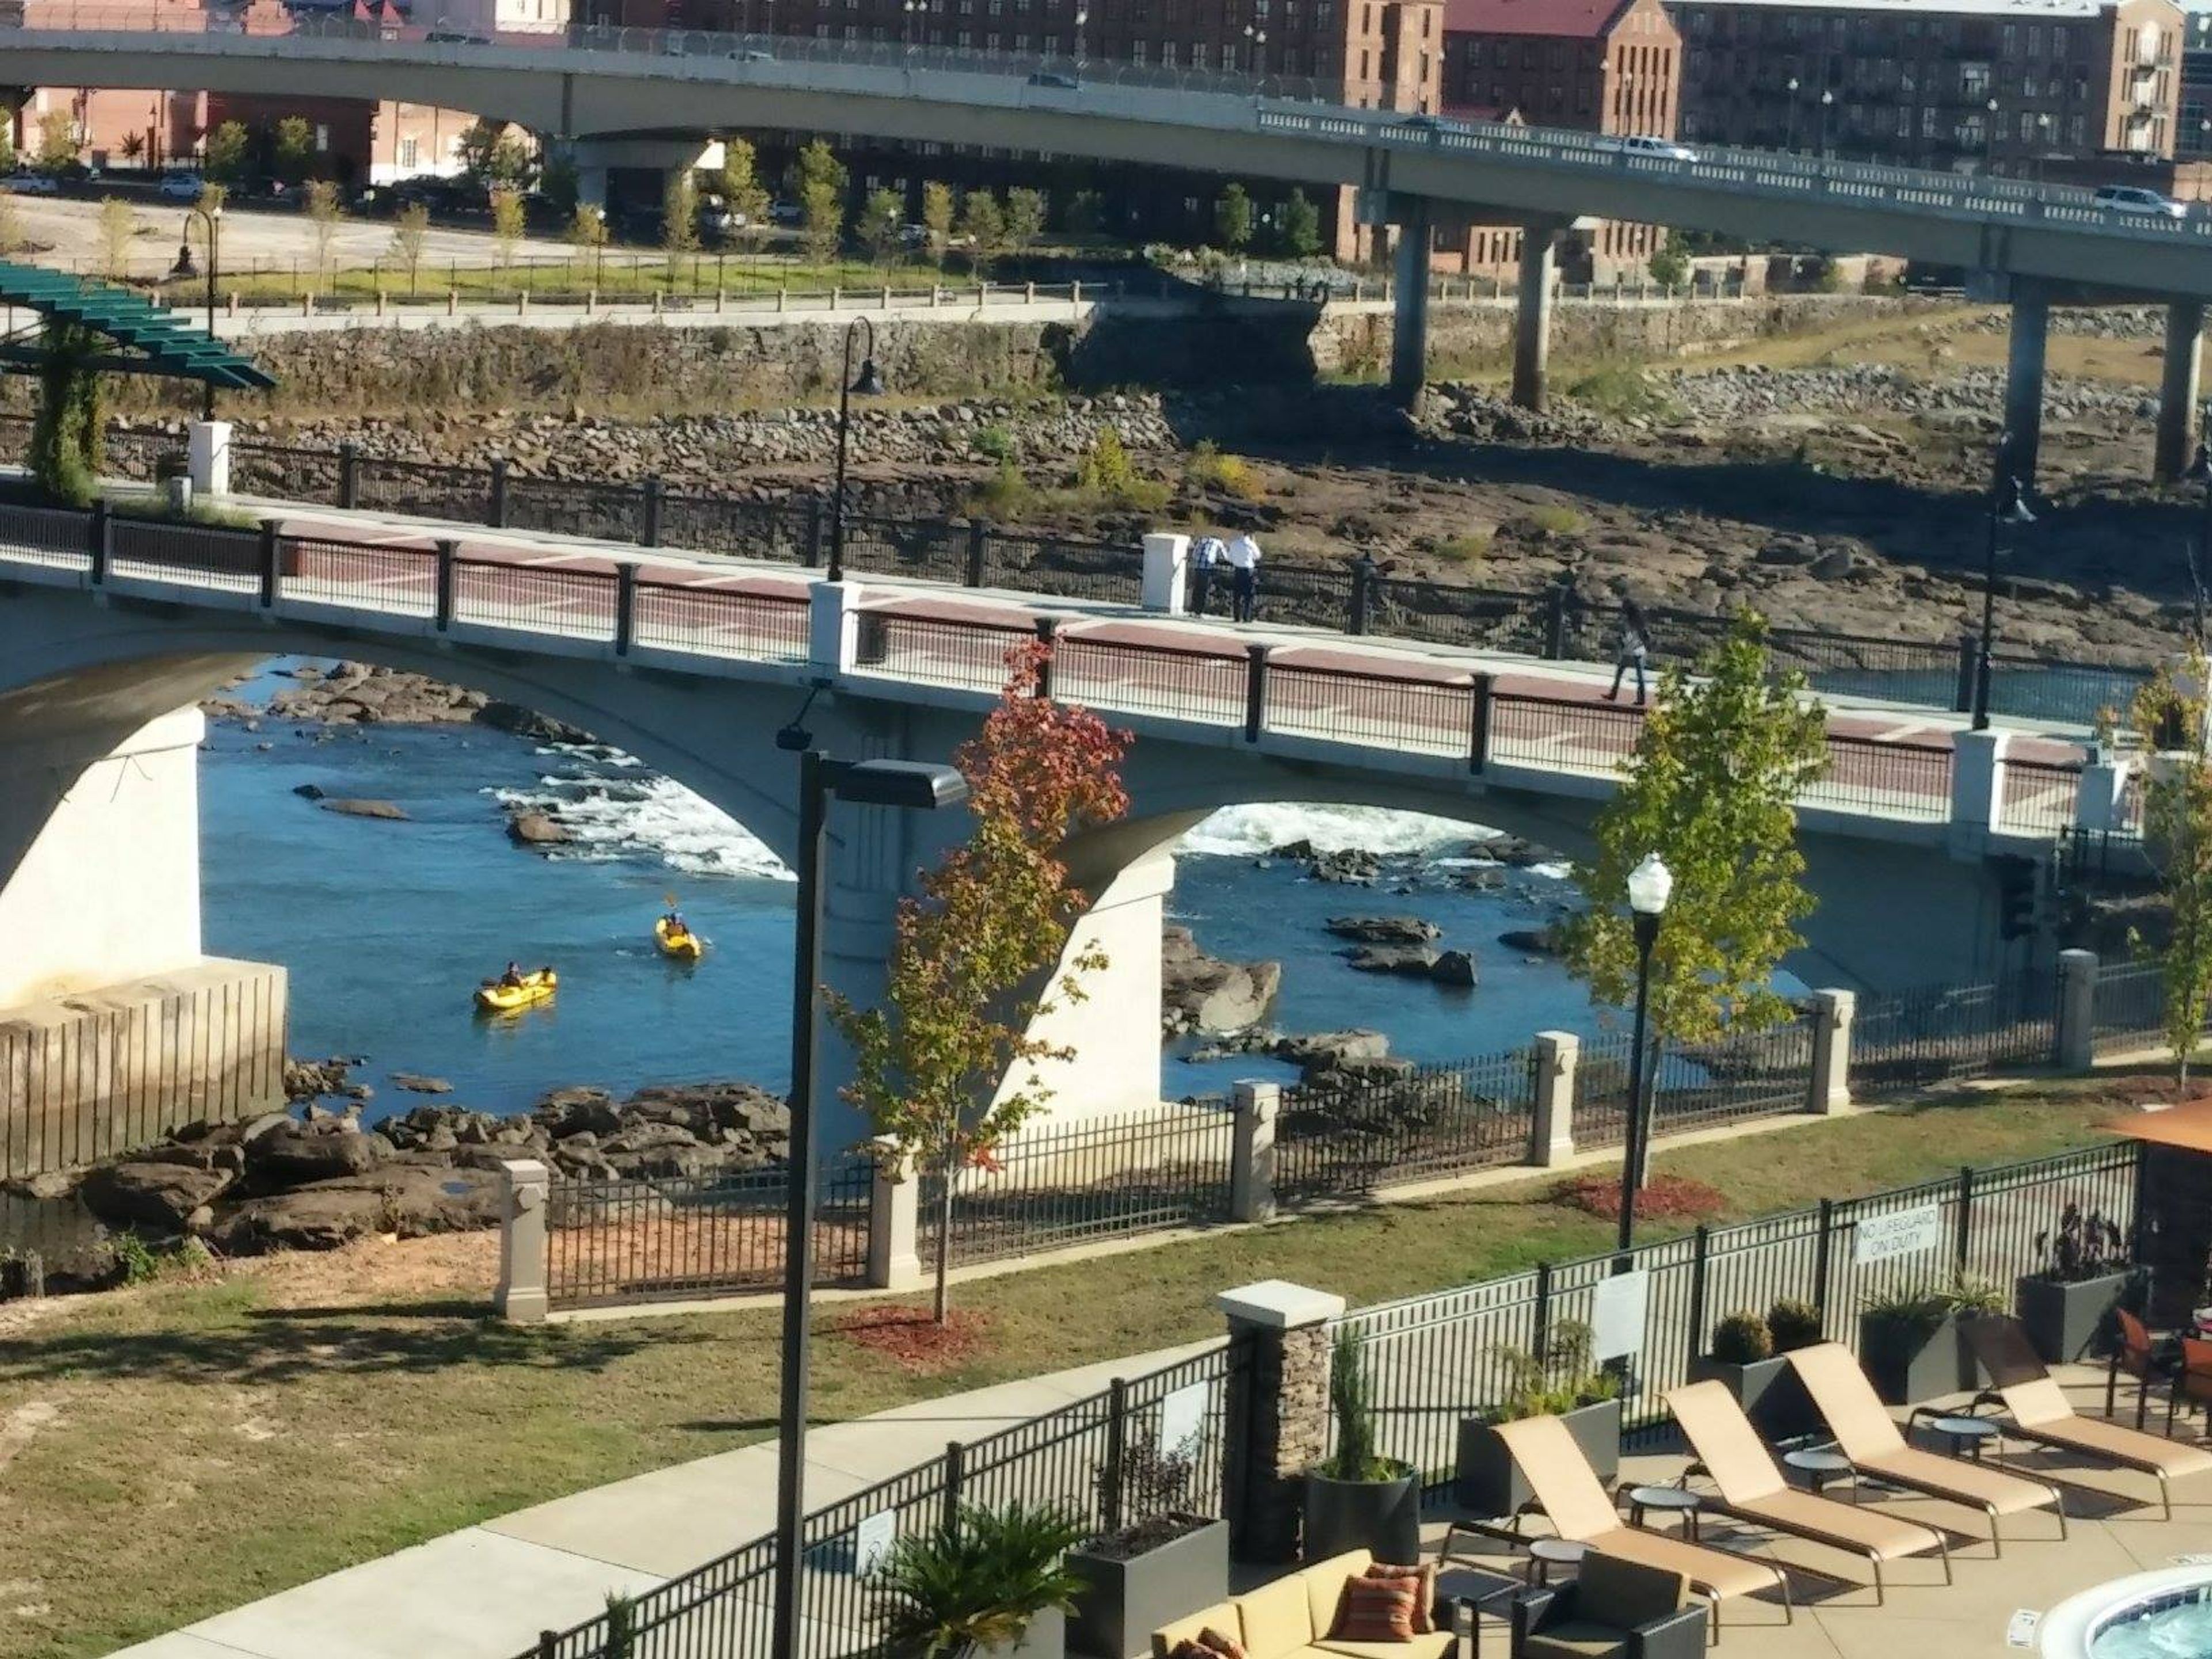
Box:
[1454,1397,1622,1520]
[1687,1353,1818,1442]
[2015,1271,2131,1365]
[1858,1313,1986,1407]
[1065,1516,1230,1659]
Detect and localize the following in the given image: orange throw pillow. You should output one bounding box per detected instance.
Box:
[1333,1577,1416,1643]
[1196,1628,1247,1659]
[1368,1561,1438,1635]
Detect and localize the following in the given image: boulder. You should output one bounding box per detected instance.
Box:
[247,1124,382,1187]
[533,1086,622,1137]
[506,810,574,848]
[317,798,410,821]
[1498,928,1565,957]
[1272,1029,1391,1071]
[79,1160,235,1230]
[1430,949,1479,987]
[1324,915,1441,945]
[217,1165,504,1253]
[390,1073,453,1094]
[1343,945,1442,976]
[1161,925,1282,1036]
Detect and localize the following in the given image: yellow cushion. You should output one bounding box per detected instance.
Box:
[1155,1603,1242,1658]
[1303,1550,1373,1635]
[1238,1571,1318,1658]
[1310,1636,1457,1659]
[1521,1624,1631,1659]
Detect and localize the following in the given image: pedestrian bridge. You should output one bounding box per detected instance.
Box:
[0,497,2108,1146]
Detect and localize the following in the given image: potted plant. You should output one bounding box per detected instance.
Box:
[1454,1320,1624,1518]
[2016,1203,2135,1363]
[1302,1327,1421,1565]
[877,1501,1087,1658]
[1065,1429,1229,1659]
[1857,1278,2003,1406]
[1686,1308,1816,1441]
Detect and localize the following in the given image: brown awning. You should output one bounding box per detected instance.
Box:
[2107,1099,2212,1153]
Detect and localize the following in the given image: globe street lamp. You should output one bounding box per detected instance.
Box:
[1616,851,1672,1255]
[1818,87,1834,158]
[769,748,970,1659]
[1074,6,1089,71]
[1986,95,2001,171]
[1971,468,2036,730]
[826,315,885,584]
[1785,75,1800,150]
[168,198,222,422]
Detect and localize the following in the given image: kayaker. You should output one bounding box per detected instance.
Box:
[499,961,524,989]
[664,908,688,936]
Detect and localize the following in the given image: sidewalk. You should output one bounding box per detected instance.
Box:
[111,1336,1214,1659]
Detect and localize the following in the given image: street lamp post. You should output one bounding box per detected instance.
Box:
[769,748,969,1659]
[2189,438,2212,645]
[2036,112,2053,184]
[825,315,885,584]
[1818,87,1834,158]
[1785,75,1800,150]
[1074,6,1089,71]
[1971,467,2037,731]
[169,200,222,422]
[1615,852,1673,1256]
[1986,95,2001,172]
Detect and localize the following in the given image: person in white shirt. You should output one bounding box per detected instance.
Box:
[1224,532,1262,623]
[1191,533,1226,617]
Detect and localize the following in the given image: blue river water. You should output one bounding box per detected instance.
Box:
[198,664,1626,1121]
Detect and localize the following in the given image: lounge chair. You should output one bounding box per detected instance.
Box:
[1664,1380,1950,1603]
[1491,1414,1793,1638]
[1787,1342,2065,1555]
[1963,1313,2212,1521]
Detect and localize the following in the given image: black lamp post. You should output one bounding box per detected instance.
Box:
[1818,88,1834,158]
[169,199,221,422]
[826,315,885,585]
[1971,469,2037,732]
[2188,437,2212,646]
[769,745,969,1659]
[1986,95,2001,172]
[1785,75,1800,150]
[1615,851,1672,1256]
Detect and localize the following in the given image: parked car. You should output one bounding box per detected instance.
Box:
[2,172,58,196]
[425,27,491,44]
[2093,184,2188,220]
[1615,134,1699,162]
[768,198,802,226]
[1026,70,1081,89]
[156,171,206,202]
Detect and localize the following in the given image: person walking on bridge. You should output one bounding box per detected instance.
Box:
[1225,531,1263,624]
[1192,532,1226,617]
[1606,595,1652,707]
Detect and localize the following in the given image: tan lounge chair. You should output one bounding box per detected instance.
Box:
[1787,1341,2065,1554]
[1963,1313,2212,1521]
[1665,1379,1950,1603]
[1493,1414,1793,1638]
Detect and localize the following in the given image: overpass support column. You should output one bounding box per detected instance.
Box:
[1388,198,1433,410]
[2157,298,2206,484]
[2000,280,2049,488]
[1512,221,1563,413]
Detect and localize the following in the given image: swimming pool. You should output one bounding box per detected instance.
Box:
[2044,1569,2212,1658]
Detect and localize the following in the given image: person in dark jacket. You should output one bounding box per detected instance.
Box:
[1607,597,1652,706]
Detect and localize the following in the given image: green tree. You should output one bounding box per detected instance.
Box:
[958,189,1004,268]
[859,185,904,267]
[29,321,104,505]
[787,137,848,205]
[488,184,527,275]
[1213,182,1253,254]
[304,179,344,291]
[458,119,533,189]
[798,176,843,267]
[96,195,135,280]
[921,180,955,266]
[567,200,608,285]
[272,115,315,185]
[0,191,22,257]
[0,120,16,175]
[1561,611,1828,1183]
[35,109,75,173]
[202,119,249,185]
[1004,186,1046,256]
[1647,235,1690,290]
[1063,189,1104,238]
[1278,187,1321,258]
[2135,655,2212,1084]
[831,643,1130,1322]
[388,200,431,293]
[661,171,700,287]
[717,137,771,255]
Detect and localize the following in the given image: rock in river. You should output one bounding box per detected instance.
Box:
[1343,945,1442,976]
[506,809,574,847]
[1324,915,1442,945]
[316,797,410,821]
[1161,924,1282,1036]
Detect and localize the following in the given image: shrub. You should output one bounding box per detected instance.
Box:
[972,423,1015,462]
[1435,531,1492,566]
[2034,1202,2128,1283]
[1315,1327,1404,1480]
[1486,1320,1623,1422]
[1184,440,1263,501]
[1766,1297,1824,1353]
[1710,1310,1774,1365]
[1524,503,1588,539]
[969,458,1034,518]
[1565,362,1676,422]
[1647,238,1690,290]
[1075,427,1170,512]
[108,1231,160,1287]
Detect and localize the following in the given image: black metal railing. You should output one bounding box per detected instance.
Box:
[1850,971,2057,1099]
[1274,1048,1539,1201]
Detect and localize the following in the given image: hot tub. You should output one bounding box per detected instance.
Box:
[2044,1568,2212,1657]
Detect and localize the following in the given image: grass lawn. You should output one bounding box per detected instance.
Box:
[0,1073,2145,1657]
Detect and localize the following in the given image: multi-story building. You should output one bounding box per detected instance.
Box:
[1671,0,2186,175]
[1431,0,1680,275]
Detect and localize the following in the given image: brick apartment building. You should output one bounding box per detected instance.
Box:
[1432,0,1679,277]
[1671,0,2186,174]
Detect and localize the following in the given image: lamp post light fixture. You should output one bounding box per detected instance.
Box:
[1074,5,1089,70]
[1615,851,1672,1257]
[1818,86,1835,157]
[769,748,970,1659]
[825,315,885,585]
[168,199,222,422]
[2188,437,2212,645]
[1971,467,2037,731]
[1785,75,1800,150]
[1986,95,2001,170]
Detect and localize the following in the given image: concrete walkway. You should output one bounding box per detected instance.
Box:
[110,1337,1214,1659]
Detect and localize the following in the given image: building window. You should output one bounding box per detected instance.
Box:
[1960,62,1988,97]
[1132,38,1145,59]
[1162,39,1176,62]
[398,135,420,169]
[315,123,330,151]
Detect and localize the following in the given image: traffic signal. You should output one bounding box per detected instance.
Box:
[1994,857,2039,942]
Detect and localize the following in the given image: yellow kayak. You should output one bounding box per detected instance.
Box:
[655,918,704,962]
[475,968,557,1013]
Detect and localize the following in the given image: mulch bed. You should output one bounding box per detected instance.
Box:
[825,1305,994,1374]
[1554,1171,1727,1224]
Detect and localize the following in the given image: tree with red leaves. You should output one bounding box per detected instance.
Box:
[831,641,1131,1321]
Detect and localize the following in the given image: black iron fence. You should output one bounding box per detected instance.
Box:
[2091,959,2166,1055]
[1275,1049,1539,1202]
[1850,972,2058,1099]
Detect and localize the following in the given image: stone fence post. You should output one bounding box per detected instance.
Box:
[2057,948,2099,1073]
[1949,728,2009,855]
[1218,1280,1343,1563]
[868,1140,923,1291]
[1230,1081,1279,1223]
[1141,532,1190,614]
[809,579,865,671]
[1808,988,1855,1114]
[495,1158,550,1324]
[1529,1031,1578,1166]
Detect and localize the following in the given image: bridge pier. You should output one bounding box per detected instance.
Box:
[1388,199,1432,410]
[1999,279,2049,488]
[2157,298,2206,484]
[1512,220,1562,412]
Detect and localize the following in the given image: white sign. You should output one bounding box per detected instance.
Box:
[854,1509,896,1577]
[1158,1383,1209,1459]
[2006,1609,2041,1649]
[1590,1270,1650,1364]
[1853,1203,1944,1267]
